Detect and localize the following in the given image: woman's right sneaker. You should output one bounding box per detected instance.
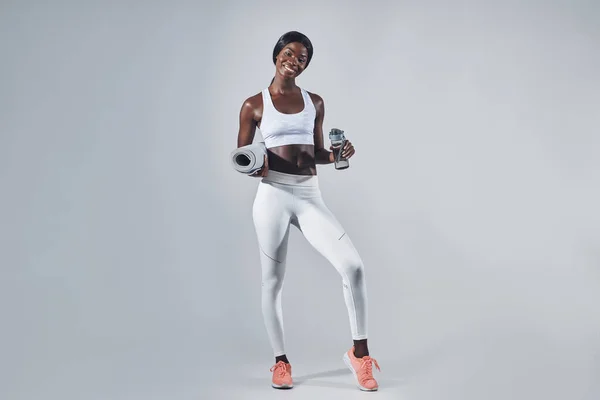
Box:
[270,361,293,389]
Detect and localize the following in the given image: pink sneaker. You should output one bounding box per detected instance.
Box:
[343,347,381,391]
[270,361,293,389]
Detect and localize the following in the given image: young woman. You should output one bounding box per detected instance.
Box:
[236,31,380,392]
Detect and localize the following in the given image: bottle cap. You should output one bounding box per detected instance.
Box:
[329,128,345,139]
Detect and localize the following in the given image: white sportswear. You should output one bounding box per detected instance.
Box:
[260,87,316,149]
[253,170,369,357]
[250,85,369,357]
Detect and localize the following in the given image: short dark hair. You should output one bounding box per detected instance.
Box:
[272,31,314,68]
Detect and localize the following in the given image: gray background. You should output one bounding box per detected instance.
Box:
[1,1,599,399]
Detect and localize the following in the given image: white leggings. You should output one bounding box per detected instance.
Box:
[252,170,368,357]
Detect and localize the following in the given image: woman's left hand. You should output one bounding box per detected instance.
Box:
[330,140,356,160]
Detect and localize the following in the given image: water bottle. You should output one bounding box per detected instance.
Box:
[329,128,349,170]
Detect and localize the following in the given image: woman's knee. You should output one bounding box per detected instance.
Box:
[262,272,284,286]
[340,259,365,283]
[261,265,286,293]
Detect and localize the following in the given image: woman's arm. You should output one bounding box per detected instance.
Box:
[237,95,269,176]
[310,93,335,164]
[310,92,355,164]
[238,96,259,147]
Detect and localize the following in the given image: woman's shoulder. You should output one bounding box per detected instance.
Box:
[241,91,264,113]
[304,89,324,110]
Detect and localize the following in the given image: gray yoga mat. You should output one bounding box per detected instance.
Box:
[230,142,267,174]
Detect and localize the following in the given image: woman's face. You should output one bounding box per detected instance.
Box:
[275,42,309,79]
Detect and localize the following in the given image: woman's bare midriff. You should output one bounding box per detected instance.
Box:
[267,144,316,176]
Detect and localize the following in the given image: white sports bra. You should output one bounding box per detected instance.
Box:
[259,87,316,149]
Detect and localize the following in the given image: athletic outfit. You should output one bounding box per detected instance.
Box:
[252,87,379,391]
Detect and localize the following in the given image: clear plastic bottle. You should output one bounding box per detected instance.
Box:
[329,128,349,170]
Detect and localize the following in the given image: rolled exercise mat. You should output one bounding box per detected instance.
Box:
[230,142,267,174]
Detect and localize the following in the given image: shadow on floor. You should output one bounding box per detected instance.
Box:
[293,368,358,390]
[294,368,351,384]
[293,367,405,390]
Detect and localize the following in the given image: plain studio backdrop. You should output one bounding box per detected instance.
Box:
[1,1,599,399]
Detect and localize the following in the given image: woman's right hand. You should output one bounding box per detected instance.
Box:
[250,154,269,177]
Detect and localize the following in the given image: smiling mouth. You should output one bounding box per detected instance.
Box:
[284,64,296,73]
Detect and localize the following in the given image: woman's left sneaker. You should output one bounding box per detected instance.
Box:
[343,347,380,391]
[270,361,293,389]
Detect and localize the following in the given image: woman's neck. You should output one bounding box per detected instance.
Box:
[270,76,297,94]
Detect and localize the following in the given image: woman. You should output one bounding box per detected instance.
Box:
[236,31,380,392]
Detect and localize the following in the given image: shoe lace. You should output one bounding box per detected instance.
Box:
[360,356,381,377]
[270,361,288,377]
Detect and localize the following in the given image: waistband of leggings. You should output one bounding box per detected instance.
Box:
[262,170,318,187]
